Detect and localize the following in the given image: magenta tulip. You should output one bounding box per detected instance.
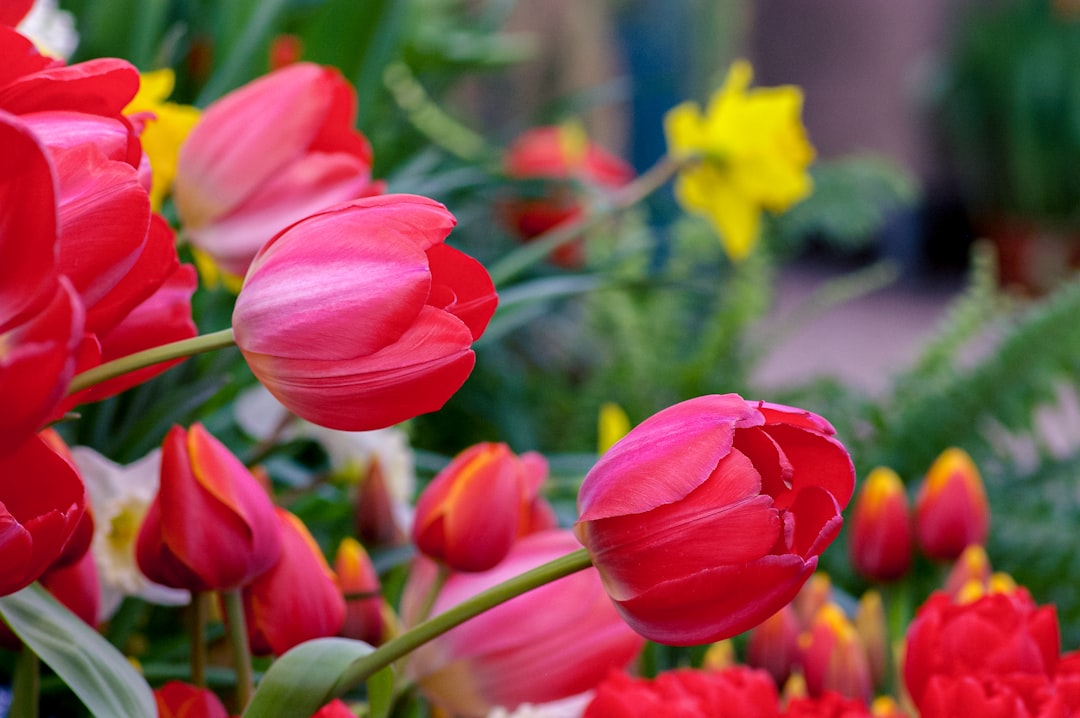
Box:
[174,62,380,277]
[232,194,497,431]
[575,394,855,645]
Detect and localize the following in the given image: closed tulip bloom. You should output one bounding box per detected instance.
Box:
[135,424,282,592]
[575,394,855,645]
[914,448,989,561]
[232,194,497,432]
[154,681,229,718]
[403,530,644,717]
[0,432,87,596]
[413,442,552,572]
[243,508,346,656]
[854,591,888,691]
[800,603,872,704]
[848,467,912,582]
[941,543,992,598]
[174,62,380,278]
[746,604,802,687]
[334,537,384,646]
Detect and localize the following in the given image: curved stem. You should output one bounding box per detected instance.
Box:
[10,647,40,718]
[330,548,594,698]
[487,154,682,286]
[66,328,236,396]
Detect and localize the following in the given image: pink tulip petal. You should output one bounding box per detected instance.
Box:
[20,110,139,164]
[426,243,498,340]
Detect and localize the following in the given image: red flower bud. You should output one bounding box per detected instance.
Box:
[800,603,872,704]
[154,681,229,718]
[848,467,912,582]
[914,448,989,561]
[584,666,780,718]
[334,537,384,646]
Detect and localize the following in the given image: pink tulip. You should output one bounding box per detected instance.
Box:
[403,530,644,717]
[174,62,381,277]
[232,194,497,431]
[575,394,855,646]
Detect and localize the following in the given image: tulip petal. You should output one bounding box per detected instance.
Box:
[762,424,855,507]
[787,485,844,558]
[426,243,498,340]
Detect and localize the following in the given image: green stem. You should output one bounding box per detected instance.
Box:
[487,154,682,286]
[66,328,236,396]
[10,648,39,718]
[223,589,255,709]
[191,592,209,688]
[413,564,451,627]
[331,548,593,698]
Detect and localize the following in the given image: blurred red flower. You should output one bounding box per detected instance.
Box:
[584,666,781,718]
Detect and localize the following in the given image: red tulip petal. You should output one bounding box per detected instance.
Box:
[426,243,498,340]
[762,423,855,507]
[787,484,844,558]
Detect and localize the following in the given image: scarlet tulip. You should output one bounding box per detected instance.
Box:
[782,692,874,717]
[800,603,872,703]
[135,424,282,592]
[334,537,384,646]
[584,666,781,718]
[902,588,1060,710]
[403,530,644,717]
[412,442,554,571]
[575,394,854,645]
[746,604,802,687]
[0,432,87,596]
[243,508,345,656]
[154,681,229,718]
[174,62,380,278]
[0,547,100,650]
[914,447,989,561]
[232,194,497,431]
[848,467,912,582]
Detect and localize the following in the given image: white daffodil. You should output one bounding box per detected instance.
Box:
[70,446,190,621]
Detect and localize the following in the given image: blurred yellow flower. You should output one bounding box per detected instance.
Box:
[597,401,630,454]
[124,69,201,212]
[664,60,814,261]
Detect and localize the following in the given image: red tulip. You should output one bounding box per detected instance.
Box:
[135,424,282,592]
[232,194,497,431]
[902,588,1060,710]
[575,394,854,645]
[800,603,872,704]
[174,62,381,278]
[746,604,802,687]
[334,537,384,646]
[782,692,874,717]
[848,467,911,582]
[310,699,356,718]
[918,673,1062,718]
[914,447,989,561]
[0,432,87,596]
[243,508,346,656]
[412,442,553,572]
[0,547,100,650]
[584,666,781,718]
[941,543,992,599]
[153,681,229,718]
[403,530,644,717]
[502,125,634,267]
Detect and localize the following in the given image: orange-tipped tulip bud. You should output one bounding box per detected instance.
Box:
[354,458,405,548]
[746,604,802,687]
[942,544,992,598]
[800,603,872,704]
[914,448,989,561]
[794,572,833,629]
[413,442,554,572]
[855,590,888,690]
[135,424,282,592]
[334,537,384,646]
[243,508,346,656]
[848,467,912,582]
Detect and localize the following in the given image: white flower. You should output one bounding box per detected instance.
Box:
[486,694,592,718]
[70,446,189,622]
[16,0,78,60]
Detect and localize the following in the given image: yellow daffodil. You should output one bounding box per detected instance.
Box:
[597,401,631,454]
[664,60,815,261]
[124,69,201,212]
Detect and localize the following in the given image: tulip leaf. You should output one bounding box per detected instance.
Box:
[367,665,394,718]
[242,637,374,718]
[0,584,155,718]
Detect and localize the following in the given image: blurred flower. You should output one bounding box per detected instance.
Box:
[124,69,201,212]
[334,537,384,646]
[902,588,1060,710]
[853,591,888,691]
[153,681,229,718]
[136,424,282,592]
[174,62,381,279]
[941,543,992,599]
[747,604,802,687]
[413,442,555,572]
[793,573,833,628]
[914,447,989,561]
[0,545,100,650]
[664,60,814,261]
[13,0,77,59]
[800,603,872,704]
[782,692,874,717]
[848,467,912,582]
[269,34,303,70]
[583,666,780,718]
[403,530,644,717]
[232,194,497,431]
[597,402,631,455]
[487,693,593,718]
[70,446,189,621]
[575,394,854,645]
[868,697,907,718]
[0,432,87,596]
[243,508,345,656]
[501,123,634,267]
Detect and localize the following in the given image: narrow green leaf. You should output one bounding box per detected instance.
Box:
[0,584,155,718]
[367,665,394,718]
[197,0,290,104]
[242,637,374,718]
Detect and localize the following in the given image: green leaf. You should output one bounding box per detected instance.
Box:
[0,584,155,718]
[242,637,374,718]
[367,665,394,718]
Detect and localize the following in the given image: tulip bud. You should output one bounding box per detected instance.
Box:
[354,458,406,548]
[575,395,855,645]
[848,467,912,582]
[793,573,833,630]
[413,442,551,572]
[746,604,801,687]
[914,448,989,561]
[243,508,346,656]
[135,424,282,592]
[941,543,992,598]
[800,603,872,703]
[854,590,888,690]
[154,681,229,718]
[334,537,384,646]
